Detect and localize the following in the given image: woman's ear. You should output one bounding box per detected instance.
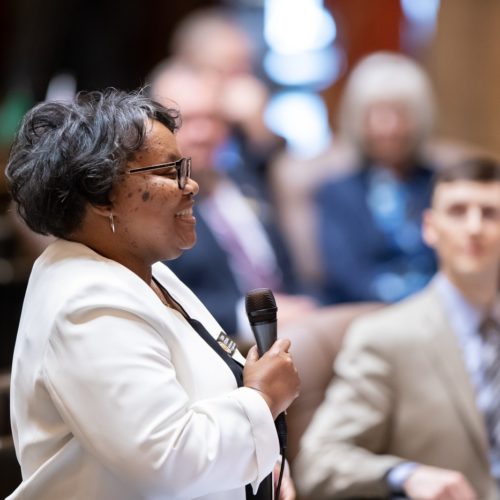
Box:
[87,204,116,234]
[87,204,113,218]
[422,208,438,248]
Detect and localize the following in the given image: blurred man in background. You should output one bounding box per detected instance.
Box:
[295,157,500,500]
[169,7,284,195]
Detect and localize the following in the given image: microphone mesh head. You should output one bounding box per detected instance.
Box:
[245,288,277,323]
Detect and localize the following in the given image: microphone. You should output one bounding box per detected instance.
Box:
[246,288,288,500]
[245,288,287,452]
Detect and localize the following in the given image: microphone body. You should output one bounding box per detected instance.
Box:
[252,321,277,357]
[246,287,278,353]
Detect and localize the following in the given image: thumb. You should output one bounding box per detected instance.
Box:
[246,345,260,364]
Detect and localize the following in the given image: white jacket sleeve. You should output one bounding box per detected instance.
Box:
[43,305,279,498]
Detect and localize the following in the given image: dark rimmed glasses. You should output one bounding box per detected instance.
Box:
[126,157,192,190]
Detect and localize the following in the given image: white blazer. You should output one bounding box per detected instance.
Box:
[7,239,279,500]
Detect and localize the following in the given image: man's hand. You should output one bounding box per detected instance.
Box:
[404,465,477,500]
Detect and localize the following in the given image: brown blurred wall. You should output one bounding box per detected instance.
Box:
[323,0,403,131]
[428,0,500,157]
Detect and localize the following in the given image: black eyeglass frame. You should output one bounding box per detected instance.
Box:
[126,157,192,189]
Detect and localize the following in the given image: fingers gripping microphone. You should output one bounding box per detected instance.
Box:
[245,288,288,450]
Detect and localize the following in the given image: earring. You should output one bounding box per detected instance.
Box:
[109,213,116,234]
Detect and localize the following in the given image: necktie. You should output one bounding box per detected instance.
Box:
[201,196,282,293]
[478,316,500,486]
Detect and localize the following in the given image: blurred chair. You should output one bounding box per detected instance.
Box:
[269,138,358,289]
[0,280,26,370]
[0,372,11,437]
[281,302,384,465]
[0,372,21,498]
[0,279,26,497]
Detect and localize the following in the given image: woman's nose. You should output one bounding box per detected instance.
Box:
[183,177,199,196]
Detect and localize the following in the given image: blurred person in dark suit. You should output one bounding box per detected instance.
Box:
[169,7,285,194]
[148,61,316,340]
[315,52,438,304]
[295,157,500,500]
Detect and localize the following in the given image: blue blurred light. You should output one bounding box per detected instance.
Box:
[401,0,440,25]
[263,45,345,88]
[264,0,336,54]
[264,90,332,158]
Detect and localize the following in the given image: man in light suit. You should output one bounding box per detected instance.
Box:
[294,157,500,499]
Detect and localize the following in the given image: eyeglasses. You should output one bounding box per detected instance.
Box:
[126,157,192,190]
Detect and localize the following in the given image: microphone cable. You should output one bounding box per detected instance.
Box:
[274,411,288,498]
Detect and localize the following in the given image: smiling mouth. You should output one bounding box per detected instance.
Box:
[175,208,193,217]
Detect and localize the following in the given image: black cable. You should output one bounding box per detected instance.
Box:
[274,448,286,499]
[274,413,287,499]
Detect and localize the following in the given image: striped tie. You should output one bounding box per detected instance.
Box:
[479,316,500,487]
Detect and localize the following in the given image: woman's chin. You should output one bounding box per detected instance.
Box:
[164,237,197,261]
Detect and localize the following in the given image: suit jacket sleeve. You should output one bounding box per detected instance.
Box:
[293,317,404,499]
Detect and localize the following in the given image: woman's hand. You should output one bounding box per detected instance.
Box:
[275,460,296,500]
[243,338,300,419]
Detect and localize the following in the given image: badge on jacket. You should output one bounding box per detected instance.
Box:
[217,331,237,356]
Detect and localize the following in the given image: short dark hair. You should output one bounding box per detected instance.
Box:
[432,156,500,196]
[5,88,180,238]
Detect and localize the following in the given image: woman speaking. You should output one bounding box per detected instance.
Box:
[5,89,299,500]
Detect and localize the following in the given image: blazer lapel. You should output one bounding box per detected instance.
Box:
[419,286,490,469]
